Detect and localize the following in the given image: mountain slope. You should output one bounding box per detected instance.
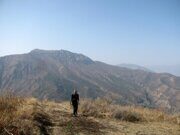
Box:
[0,49,180,112]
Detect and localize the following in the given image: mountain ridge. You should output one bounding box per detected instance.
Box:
[0,49,180,112]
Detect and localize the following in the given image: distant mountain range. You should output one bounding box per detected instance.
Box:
[118,63,180,77]
[117,64,152,72]
[148,65,180,77]
[0,49,180,112]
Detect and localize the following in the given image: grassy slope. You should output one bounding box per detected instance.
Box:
[0,96,179,135]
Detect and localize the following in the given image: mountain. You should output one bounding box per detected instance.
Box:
[117,64,152,72]
[0,49,180,112]
[148,65,180,77]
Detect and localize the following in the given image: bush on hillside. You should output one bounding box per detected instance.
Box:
[113,109,142,122]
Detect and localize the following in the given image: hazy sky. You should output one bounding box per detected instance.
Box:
[0,0,180,66]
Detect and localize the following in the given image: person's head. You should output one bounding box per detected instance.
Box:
[74,89,77,94]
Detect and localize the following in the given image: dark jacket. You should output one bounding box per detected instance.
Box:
[71,93,79,105]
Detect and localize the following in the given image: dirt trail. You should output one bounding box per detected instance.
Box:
[33,102,180,135]
[36,102,110,135]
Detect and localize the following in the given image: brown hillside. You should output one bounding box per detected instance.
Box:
[0,95,179,135]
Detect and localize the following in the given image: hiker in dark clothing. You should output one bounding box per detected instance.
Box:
[71,90,79,116]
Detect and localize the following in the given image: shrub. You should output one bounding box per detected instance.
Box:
[80,99,100,117]
[113,109,142,122]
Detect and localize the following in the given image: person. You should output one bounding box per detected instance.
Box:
[70,90,79,116]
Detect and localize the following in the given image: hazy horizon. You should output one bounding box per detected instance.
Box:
[0,0,180,68]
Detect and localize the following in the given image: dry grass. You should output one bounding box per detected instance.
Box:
[80,98,180,124]
[0,92,24,133]
[0,93,50,135]
[113,109,142,122]
[0,95,179,135]
[80,98,114,118]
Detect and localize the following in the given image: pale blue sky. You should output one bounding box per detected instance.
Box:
[0,0,180,66]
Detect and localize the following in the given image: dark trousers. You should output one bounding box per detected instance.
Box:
[72,103,78,116]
